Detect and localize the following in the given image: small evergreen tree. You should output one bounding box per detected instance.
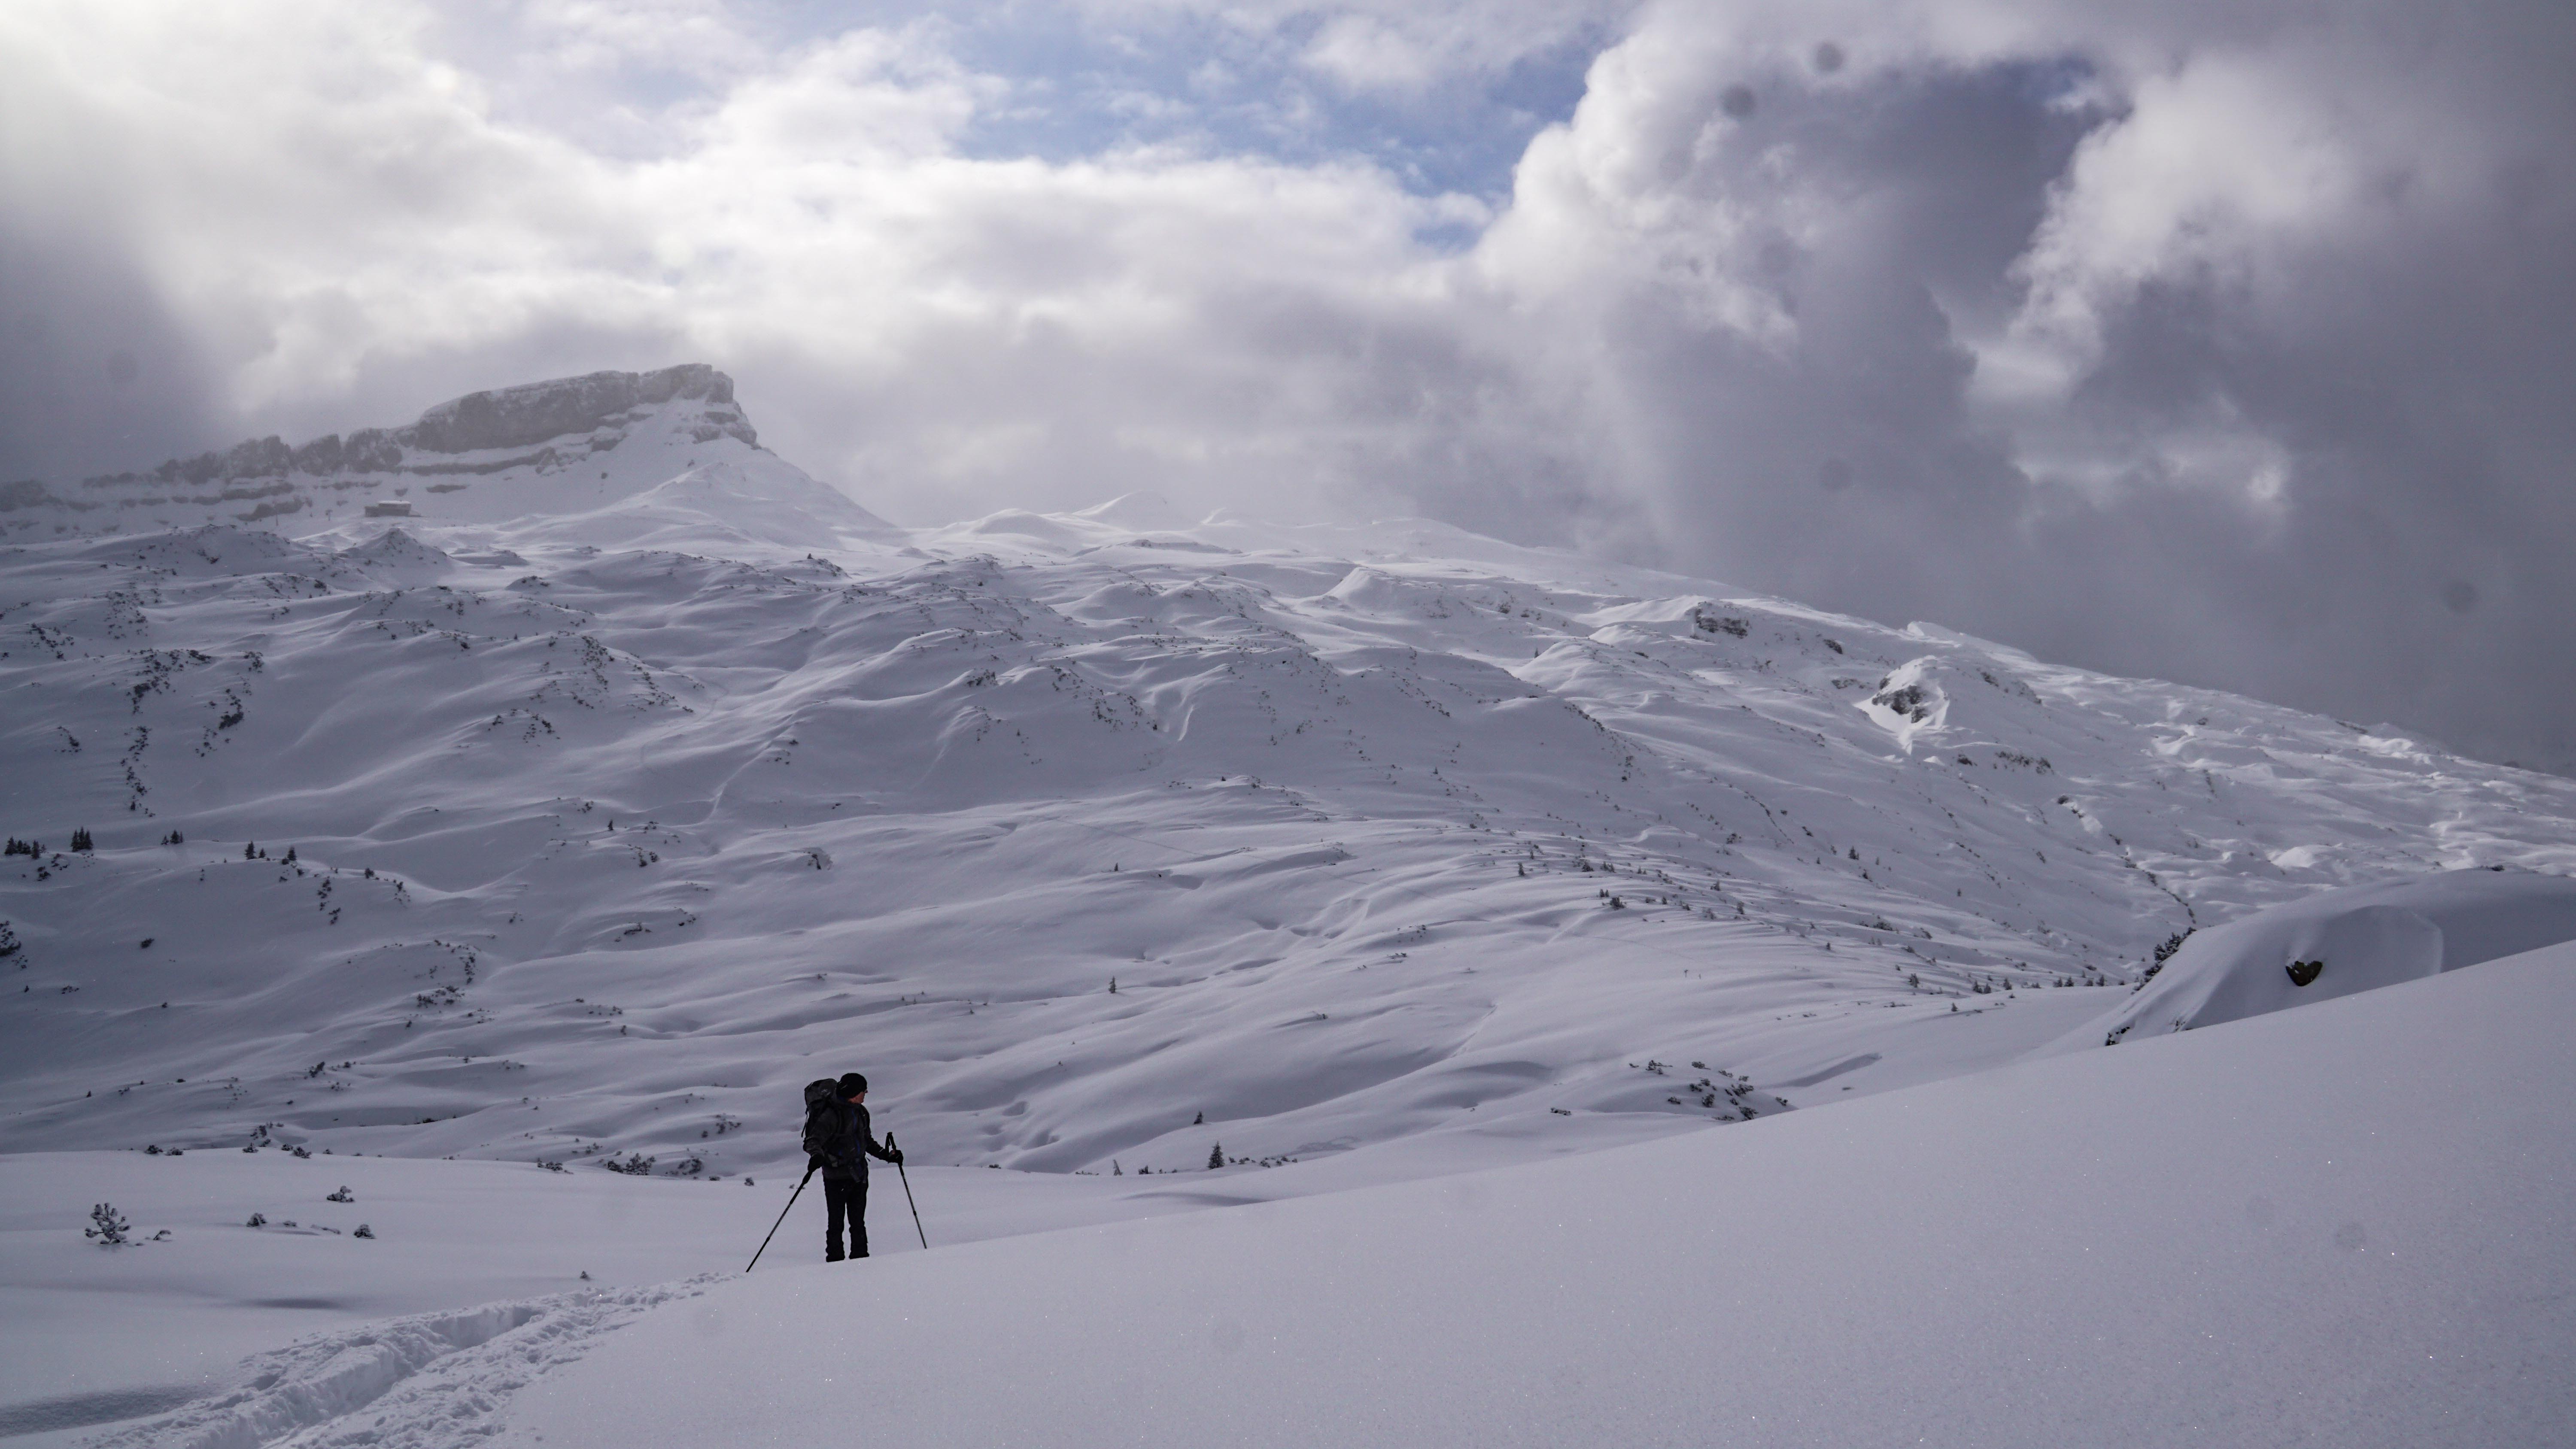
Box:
[1206,1143,1223,1170]
[70,828,93,852]
[244,841,258,860]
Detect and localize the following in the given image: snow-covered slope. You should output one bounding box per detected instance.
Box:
[6,365,2576,1444]
[520,939,2576,1449]
[2067,867,2576,1047]
[45,937,2569,1449]
[3,367,2574,1197]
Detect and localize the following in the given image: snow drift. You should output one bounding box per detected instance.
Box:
[2078,867,2576,1047]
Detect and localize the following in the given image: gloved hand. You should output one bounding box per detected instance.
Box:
[806,1154,826,1173]
[887,1148,904,1165]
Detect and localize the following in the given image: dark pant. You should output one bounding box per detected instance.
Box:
[823,1174,868,1260]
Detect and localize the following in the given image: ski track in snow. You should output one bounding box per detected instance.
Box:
[3,366,2573,1445]
[82,1279,707,1449]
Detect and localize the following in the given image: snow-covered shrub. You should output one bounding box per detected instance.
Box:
[85,1202,132,1246]
[246,1212,267,1227]
[353,1223,375,1239]
[326,1185,353,1202]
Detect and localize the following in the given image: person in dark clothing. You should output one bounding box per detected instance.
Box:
[809,1071,901,1261]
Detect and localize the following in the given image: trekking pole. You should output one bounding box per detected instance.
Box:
[888,1133,928,1250]
[744,1164,815,1273]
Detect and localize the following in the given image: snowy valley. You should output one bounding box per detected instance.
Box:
[3,367,2573,1446]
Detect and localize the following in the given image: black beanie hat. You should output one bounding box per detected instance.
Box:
[838,1072,867,1095]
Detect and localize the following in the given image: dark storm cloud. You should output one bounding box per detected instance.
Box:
[2017,145,2576,770]
[1458,0,2576,770]
[0,224,223,484]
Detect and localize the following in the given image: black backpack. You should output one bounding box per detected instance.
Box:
[800,1079,844,1161]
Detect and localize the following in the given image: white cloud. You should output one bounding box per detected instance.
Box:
[0,0,1498,524]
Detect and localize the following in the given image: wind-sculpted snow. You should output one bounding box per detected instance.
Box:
[3,372,2574,1197]
[510,944,2576,1449]
[2068,869,2576,1047]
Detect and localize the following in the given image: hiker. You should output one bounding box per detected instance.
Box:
[802,1071,902,1261]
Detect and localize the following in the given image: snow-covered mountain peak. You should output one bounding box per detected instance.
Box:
[3,364,2573,1206]
[399,364,753,456]
[0,364,897,549]
[6,373,2571,1449]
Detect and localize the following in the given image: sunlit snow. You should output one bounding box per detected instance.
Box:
[3,367,2570,1446]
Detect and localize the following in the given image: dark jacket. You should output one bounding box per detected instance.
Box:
[810,1097,899,1182]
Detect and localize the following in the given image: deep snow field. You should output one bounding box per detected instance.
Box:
[4,366,2573,1445]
